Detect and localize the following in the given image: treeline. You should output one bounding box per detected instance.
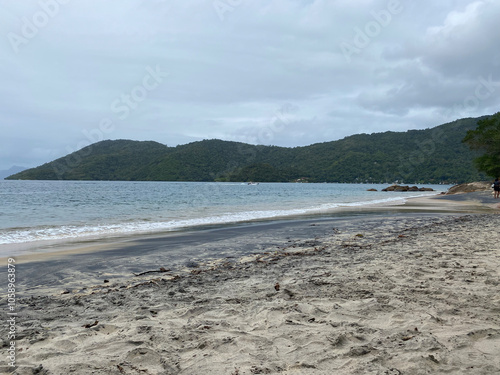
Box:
[7,116,488,183]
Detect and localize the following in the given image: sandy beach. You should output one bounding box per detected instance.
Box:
[2,193,500,374]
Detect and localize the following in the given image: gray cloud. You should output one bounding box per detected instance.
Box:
[1,0,499,170]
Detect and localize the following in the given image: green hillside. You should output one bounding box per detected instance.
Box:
[7,116,489,183]
[287,117,487,183]
[9,140,170,180]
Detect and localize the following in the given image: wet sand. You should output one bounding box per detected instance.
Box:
[1,194,500,374]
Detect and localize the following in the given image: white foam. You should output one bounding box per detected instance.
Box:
[0,191,439,245]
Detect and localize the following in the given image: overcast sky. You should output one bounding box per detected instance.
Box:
[1,0,499,170]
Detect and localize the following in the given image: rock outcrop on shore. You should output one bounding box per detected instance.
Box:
[446,181,492,194]
[381,184,434,192]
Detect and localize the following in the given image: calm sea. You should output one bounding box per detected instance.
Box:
[0,180,450,255]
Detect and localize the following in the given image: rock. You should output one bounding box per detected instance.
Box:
[446,181,492,194]
[367,188,377,191]
[33,364,49,375]
[382,185,434,192]
[348,345,373,356]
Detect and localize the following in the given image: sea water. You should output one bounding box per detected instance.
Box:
[0,180,450,254]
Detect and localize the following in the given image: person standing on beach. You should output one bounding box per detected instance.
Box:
[494,178,500,199]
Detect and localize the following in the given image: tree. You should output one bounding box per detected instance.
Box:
[463,112,500,177]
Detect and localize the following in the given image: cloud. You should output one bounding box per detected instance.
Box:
[355,0,500,117]
[0,0,499,169]
[420,0,500,76]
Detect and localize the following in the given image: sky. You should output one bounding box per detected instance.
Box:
[0,0,499,170]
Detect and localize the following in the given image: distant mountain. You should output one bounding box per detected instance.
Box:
[6,140,169,181]
[1,166,27,180]
[6,116,489,183]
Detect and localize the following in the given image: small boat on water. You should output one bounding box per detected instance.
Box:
[247,182,259,185]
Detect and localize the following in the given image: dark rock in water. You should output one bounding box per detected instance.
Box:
[382,184,434,192]
[367,188,377,191]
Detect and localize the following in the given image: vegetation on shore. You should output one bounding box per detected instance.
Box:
[463,111,500,178]
[7,116,490,183]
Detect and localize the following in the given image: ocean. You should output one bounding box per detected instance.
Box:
[0,180,451,256]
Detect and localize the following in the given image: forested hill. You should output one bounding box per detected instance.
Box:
[7,116,489,183]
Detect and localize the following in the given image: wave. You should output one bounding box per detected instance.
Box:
[0,192,437,245]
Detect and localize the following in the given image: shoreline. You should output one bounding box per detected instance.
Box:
[1,211,460,298]
[0,183,451,253]
[0,185,453,258]
[1,192,497,301]
[0,190,493,264]
[2,203,499,373]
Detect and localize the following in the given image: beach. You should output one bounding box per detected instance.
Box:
[2,193,500,374]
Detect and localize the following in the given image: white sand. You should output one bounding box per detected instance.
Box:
[1,192,499,374]
[2,208,499,374]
